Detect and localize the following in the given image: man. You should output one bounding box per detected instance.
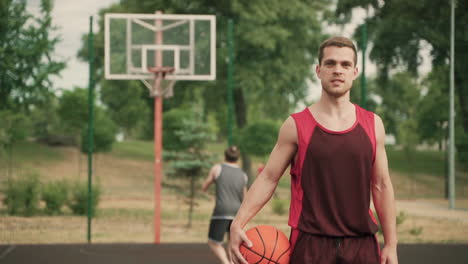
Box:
[229,36,398,264]
[202,145,248,264]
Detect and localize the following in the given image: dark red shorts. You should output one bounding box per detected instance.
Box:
[290,230,380,264]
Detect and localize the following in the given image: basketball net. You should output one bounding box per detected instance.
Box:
[147,66,176,98]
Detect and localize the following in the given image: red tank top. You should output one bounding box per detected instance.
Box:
[289,105,379,237]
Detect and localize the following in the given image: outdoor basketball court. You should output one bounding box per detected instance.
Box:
[1,243,467,264]
[2,5,468,264]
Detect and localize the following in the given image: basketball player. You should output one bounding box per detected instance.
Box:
[229,36,398,264]
[202,146,248,264]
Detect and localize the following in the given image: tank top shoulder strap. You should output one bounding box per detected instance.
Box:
[355,105,377,163]
[291,108,316,146]
[290,108,317,174]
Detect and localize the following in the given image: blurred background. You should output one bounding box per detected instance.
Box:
[1,0,467,244]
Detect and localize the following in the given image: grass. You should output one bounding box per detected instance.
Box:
[111,140,154,161]
[0,141,63,165]
[386,145,468,198]
[2,140,468,244]
[386,145,446,178]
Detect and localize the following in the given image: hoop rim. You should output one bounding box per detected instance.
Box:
[147,67,175,74]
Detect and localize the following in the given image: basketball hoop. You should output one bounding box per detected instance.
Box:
[104,12,216,244]
[147,67,176,98]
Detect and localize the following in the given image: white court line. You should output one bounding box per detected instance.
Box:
[0,245,16,259]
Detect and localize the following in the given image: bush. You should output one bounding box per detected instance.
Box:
[42,180,69,215]
[238,120,280,157]
[409,226,423,236]
[2,173,41,216]
[396,211,407,226]
[271,197,287,215]
[67,182,101,217]
[81,110,117,153]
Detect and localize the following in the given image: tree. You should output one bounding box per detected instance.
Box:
[58,88,89,142]
[0,0,65,111]
[0,110,30,177]
[163,108,196,151]
[373,72,421,143]
[100,80,150,140]
[350,77,379,111]
[78,0,328,176]
[237,120,280,158]
[80,109,118,154]
[334,0,468,142]
[417,66,449,149]
[57,87,117,154]
[164,110,215,228]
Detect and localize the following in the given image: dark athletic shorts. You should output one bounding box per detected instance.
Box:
[208,219,232,244]
[291,230,380,264]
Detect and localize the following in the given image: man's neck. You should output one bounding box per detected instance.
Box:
[224,161,238,166]
[315,91,354,118]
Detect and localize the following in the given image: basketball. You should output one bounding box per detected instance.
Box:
[239,225,291,264]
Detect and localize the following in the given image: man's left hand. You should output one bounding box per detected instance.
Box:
[380,245,398,264]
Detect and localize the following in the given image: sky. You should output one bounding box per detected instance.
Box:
[27,1,431,101]
[28,0,119,91]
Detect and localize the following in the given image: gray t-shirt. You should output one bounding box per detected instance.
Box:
[211,163,248,219]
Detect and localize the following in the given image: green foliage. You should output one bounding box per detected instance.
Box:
[396,211,407,226]
[409,226,423,236]
[374,72,421,143]
[165,117,216,178]
[80,109,118,153]
[78,0,328,176]
[271,197,287,215]
[78,0,327,138]
[0,0,65,111]
[164,113,215,227]
[456,126,468,170]
[386,145,445,178]
[41,180,69,215]
[350,77,378,112]
[0,110,31,151]
[58,88,89,135]
[55,87,118,152]
[417,66,449,147]
[399,118,419,154]
[372,210,406,234]
[335,0,468,142]
[2,172,41,216]
[237,120,279,157]
[67,182,101,217]
[100,80,150,139]
[30,97,76,146]
[163,108,196,151]
[112,140,154,161]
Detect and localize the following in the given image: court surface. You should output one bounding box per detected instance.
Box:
[1,243,467,264]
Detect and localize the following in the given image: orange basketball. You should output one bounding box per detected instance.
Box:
[239,225,291,264]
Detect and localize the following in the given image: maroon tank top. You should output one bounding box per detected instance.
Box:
[289,105,379,238]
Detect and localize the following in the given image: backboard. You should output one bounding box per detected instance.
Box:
[104,13,216,81]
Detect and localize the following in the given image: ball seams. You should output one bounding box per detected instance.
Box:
[240,226,290,264]
[239,244,283,264]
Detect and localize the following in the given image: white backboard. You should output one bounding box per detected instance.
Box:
[104,13,216,81]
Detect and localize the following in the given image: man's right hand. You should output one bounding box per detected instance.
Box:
[229,224,252,264]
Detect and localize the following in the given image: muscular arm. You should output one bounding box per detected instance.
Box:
[230,117,298,264]
[372,115,398,263]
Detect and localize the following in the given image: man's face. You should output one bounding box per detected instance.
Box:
[316,46,358,98]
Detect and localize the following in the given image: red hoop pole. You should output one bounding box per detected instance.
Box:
[153,10,163,244]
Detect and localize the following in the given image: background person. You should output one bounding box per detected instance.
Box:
[202,146,248,264]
